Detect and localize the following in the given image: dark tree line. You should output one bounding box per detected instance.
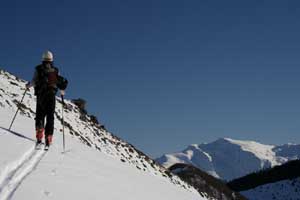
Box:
[227,159,300,192]
[71,98,102,127]
[169,163,248,200]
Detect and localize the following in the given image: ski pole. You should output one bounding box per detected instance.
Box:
[61,95,65,152]
[9,88,28,131]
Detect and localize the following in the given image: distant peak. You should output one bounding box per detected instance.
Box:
[218,138,259,145]
[185,144,200,151]
[213,137,234,143]
[189,144,199,148]
[219,137,232,141]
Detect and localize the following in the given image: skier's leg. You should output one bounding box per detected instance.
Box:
[45,91,56,146]
[35,95,46,142]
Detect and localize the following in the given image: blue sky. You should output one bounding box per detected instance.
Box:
[1,0,300,157]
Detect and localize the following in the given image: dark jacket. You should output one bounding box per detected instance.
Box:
[31,62,59,96]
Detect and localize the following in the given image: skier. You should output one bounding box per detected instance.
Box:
[26,51,68,149]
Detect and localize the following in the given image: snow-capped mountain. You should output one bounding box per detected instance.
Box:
[156,138,300,180]
[0,68,206,200]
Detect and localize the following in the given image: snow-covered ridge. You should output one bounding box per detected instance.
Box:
[223,138,278,167]
[0,68,205,199]
[157,138,300,180]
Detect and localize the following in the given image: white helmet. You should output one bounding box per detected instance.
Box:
[42,50,53,62]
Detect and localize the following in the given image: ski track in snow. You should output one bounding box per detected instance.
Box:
[0,146,46,200]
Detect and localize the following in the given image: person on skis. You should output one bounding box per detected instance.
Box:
[26,51,68,149]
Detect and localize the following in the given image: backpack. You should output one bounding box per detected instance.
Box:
[34,63,68,95]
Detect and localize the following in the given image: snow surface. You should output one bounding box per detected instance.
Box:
[242,177,300,200]
[0,69,205,200]
[157,138,300,180]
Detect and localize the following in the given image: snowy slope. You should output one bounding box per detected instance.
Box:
[157,138,300,180]
[0,69,206,200]
[242,178,300,200]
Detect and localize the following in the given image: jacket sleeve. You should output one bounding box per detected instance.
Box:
[29,69,39,87]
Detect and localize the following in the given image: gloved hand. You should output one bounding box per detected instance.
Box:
[60,90,65,96]
[25,82,32,89]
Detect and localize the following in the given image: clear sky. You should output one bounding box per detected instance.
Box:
[1,0,300,158]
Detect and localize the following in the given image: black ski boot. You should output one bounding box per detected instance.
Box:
[44,144,50,151]
[44,135,53,151]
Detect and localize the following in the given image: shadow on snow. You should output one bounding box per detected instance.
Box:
[0,126,35,143]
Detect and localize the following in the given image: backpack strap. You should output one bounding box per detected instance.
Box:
[53,67,59,75]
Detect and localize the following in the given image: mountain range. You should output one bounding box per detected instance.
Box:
[156,137,300,180]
